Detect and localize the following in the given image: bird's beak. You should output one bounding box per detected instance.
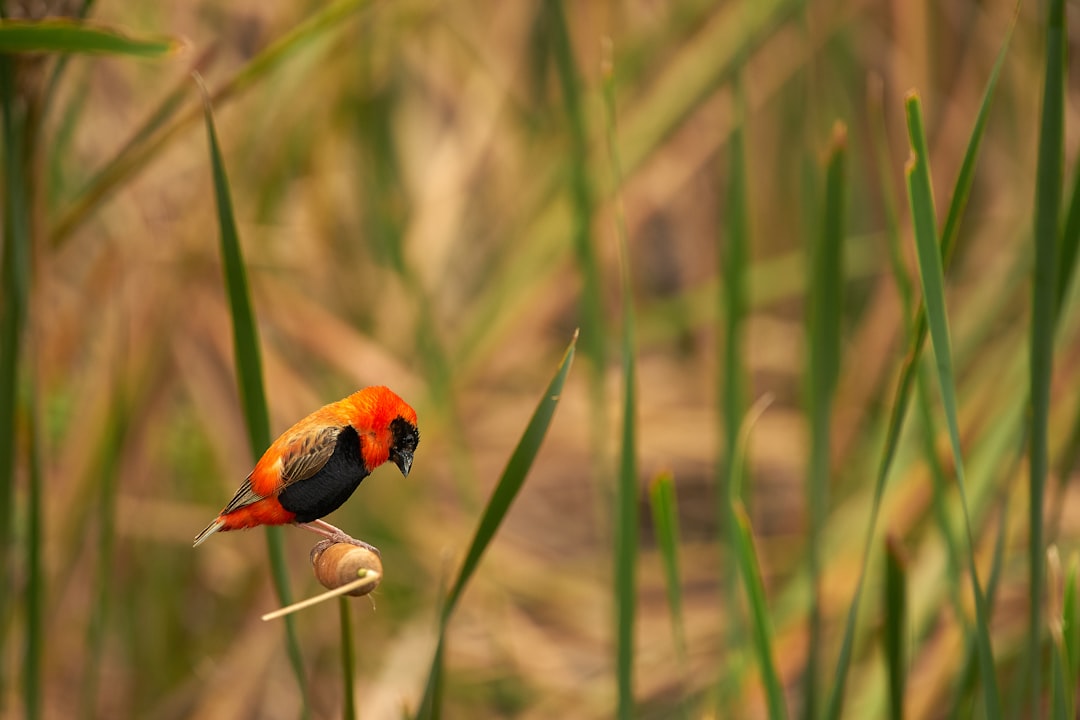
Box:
[393,450,413,478]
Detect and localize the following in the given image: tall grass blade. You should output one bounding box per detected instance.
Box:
[198,77,309,718]
[0,19,179,56]
[603,42,639,720]
[805,121,845,720]
[648,472,687,664]
[23,386,44,720]
[1030,0,1066,709]
[339,598,357,720]
[949,492,1010,715]
[882,536,907,720]
[1065,555,1080,705]
[730,396,786,720]
[416,334,578,719]
[904,92,1001,718]
[824,14,1015,715]
[717,77,750,715]
[0,51,32,718]
[546,0,605,398]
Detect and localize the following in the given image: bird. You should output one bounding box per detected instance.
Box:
[193,386,419,551]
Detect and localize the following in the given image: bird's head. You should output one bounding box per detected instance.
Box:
[349,386,419,477]
[388,416,419,477]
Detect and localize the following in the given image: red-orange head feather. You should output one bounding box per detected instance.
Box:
[342,386,418,473]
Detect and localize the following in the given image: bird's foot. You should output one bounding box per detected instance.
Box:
[296,520,381,558]
[330,533,381,558]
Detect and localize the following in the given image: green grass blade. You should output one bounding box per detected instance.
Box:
[717,79,750,715]
[198,77,309,718]
[52,0,371,247]
[604,44,639,720]
[546,0,605,399]
[416,334,578,719]
[904,92,1001,719]
[648,471,687,664]
[732,506,787,720]
[729,397,786,720]
[824,15,1014,716]
[1066,555,1080,707]
[805,122,845,720]
[949,491,1010,715]
[442,335,576,618]
[339,598,357,720]
[1031,0,1066,709]
[0,51,32,719]
[0,19,179,56]
[882,536,907,720]
[22,393,44,720]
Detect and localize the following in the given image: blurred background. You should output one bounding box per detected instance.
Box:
[3,0,1080,717]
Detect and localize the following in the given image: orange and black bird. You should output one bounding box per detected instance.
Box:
[193,386,419,550]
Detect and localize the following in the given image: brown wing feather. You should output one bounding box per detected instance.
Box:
[217,426,344,516]
[221,475,262,514]
[279,425,343,487]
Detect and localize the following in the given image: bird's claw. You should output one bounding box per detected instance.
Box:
[332,533,381,558]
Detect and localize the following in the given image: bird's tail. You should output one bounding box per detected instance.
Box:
[193,518,226,547]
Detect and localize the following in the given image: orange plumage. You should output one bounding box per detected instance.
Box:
[193,386,419,547]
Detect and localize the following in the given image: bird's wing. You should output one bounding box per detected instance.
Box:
[218,426,345,514]
[278,424,344,488]
[220,474,263,514]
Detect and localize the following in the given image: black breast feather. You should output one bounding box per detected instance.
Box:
[277,425,369,522]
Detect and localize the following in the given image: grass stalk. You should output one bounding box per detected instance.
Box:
[718,72,750,714]
[823,15,1014,714]
[545,0,607,492]
[804,121,845,720]
[24,387,43,720]
[198,77,309,717]
[1030,0,1066,709]
[416,335,578,719]
[0,51,30,717]
[904,91,1001,718]
[602,46,639,718]
[882,536,907,720]
[339,598,357,720]
[730,396,787,720]
[648,472,687,667]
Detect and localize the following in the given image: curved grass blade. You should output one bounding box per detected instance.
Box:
[804,121,845,720]
[0,19,180,56]
[823,12,1016,715]
[730,396,786,720]
[198,77,309,718]
[52,0,371,247]
[1030,0,1066,709]
[416,333,578,719]
[904,92,1001,719]
[882,536,907,720]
